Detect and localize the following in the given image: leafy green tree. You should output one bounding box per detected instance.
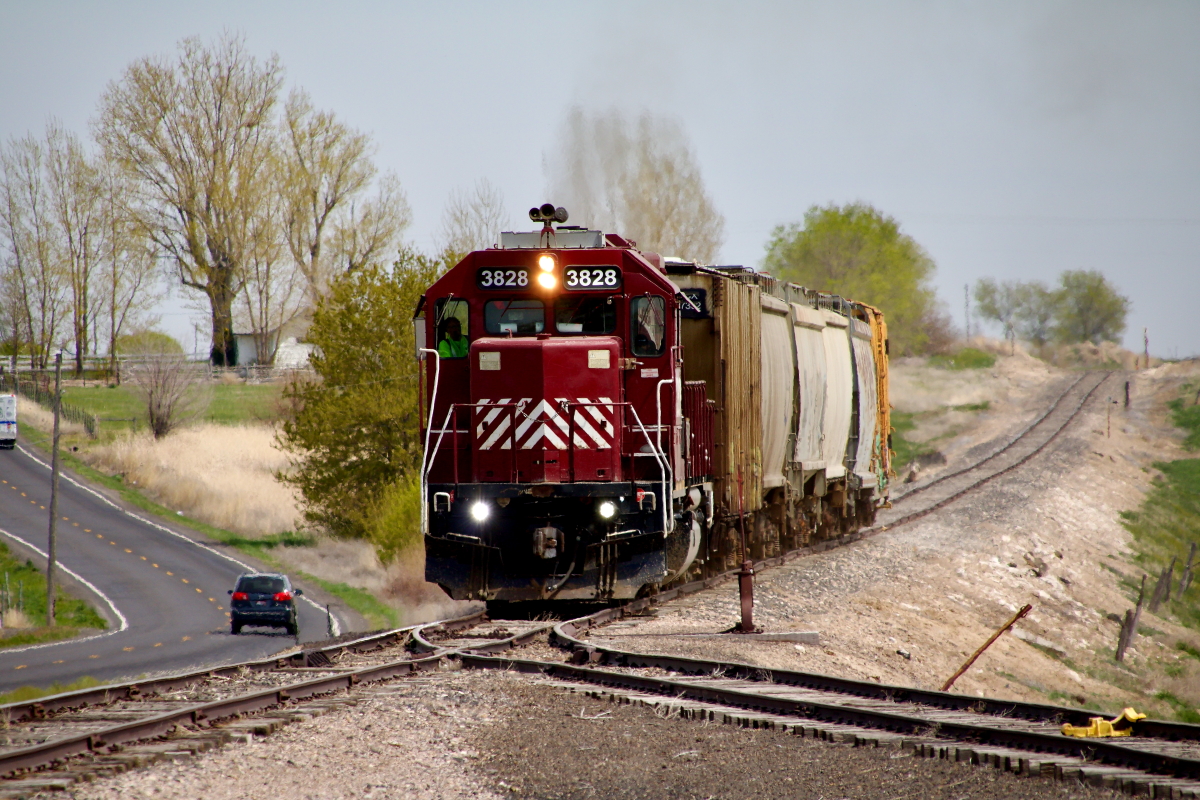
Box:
[277,249,445,539]
[1013,281,1059,347]
[974,278,1025,351]
[763,203,937,354]
[114,329,184,355]
[1053,270,1129,345]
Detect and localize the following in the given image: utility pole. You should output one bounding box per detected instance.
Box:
[1143,328,1149,370]
[46,352,62,626]
[964,284,970,341]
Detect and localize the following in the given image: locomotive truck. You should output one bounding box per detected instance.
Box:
[418,204,891,605]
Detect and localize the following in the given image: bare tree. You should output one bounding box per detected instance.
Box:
[438,178,507,256]
[281,90,407,304]
[44,122,105,376]
[125,354,208,439]
[237,157,305,365]
[95,157,158,382]
[95,34,282,366]
[0,133,69,369]
[547,107,725,263]
[325,172,409,273]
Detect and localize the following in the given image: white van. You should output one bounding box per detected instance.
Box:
[0,394,15,450]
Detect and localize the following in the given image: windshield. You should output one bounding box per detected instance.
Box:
[237,576,285,594]
[555,296,616,334]
[484,299,544,334]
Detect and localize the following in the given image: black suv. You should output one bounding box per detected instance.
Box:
[228,573,302,635]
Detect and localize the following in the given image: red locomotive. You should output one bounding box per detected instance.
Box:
[418,204,891,605]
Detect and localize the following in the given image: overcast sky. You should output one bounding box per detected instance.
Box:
[2,1,1197,357]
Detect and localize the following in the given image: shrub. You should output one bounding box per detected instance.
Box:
[367,471,423,565]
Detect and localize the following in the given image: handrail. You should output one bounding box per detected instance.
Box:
[418,349,441,536]
[626,403,671,536]
[423,395,671,536]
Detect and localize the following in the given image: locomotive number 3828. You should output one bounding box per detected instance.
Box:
[564,267,621,290]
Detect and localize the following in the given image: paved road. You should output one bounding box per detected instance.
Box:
[0,444,355,693]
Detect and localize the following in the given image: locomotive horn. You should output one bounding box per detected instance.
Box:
[528,206,543,222]
[553,206,569,223]
[539,202,556,218]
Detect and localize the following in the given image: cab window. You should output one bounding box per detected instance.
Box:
[631,296,666,356]
[484,299,544,334]
[554,296,616,334]
[434,298,469,359]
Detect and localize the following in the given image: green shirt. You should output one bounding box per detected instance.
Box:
[438,336,468,359]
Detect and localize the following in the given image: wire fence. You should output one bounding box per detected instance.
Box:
[0,374,99,438]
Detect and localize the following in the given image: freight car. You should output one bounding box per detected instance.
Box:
[417,204,891,604]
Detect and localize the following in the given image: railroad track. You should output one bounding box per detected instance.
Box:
[873,370,1113,533]
[6,368,1175,796]
[4,596,1198,798]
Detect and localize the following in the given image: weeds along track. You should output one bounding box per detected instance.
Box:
[874,370,1114,533]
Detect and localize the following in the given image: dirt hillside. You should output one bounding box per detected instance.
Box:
[587,353,1200,720]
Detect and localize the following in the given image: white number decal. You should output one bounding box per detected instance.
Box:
[564,267,620,290]
[478,268,529,288]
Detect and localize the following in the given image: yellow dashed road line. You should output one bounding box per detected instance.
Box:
[153,642,162,647]
[14,665,26,670]
[123,646,135,652]
[88,654,99,659]
[124,548,132,553]
[181,578,188,583]
[181,635,191,642]
[166,571,173,576]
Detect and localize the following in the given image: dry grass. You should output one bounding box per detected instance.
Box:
[3,610,32,629]
[84,424,301,536]
[15,401,88,437]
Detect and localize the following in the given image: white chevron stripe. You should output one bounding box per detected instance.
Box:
[566,398,609,448]
[476,396,615,451]
[481,415,512,451]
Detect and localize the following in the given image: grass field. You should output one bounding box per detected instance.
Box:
[1118,382,1200,709]
[62,383,283,432]
[0,542,108,649]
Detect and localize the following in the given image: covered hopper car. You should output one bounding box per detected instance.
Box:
[418,205,891,604]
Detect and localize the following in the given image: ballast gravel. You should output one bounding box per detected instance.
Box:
[71,669,507,800]
[67,669,1117,800]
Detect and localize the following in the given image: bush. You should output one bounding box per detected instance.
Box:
[928,347,996,370]
[367,472,423,565]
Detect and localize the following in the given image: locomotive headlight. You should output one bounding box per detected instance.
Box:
[598,500,617,520]
[470,501,490,522]
[537,254,556,272]
[536,272,557,289]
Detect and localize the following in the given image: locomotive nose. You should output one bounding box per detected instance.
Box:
[470,336,621,484]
